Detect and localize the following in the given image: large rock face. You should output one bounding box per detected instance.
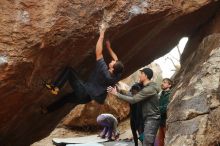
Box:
[0,0,220,146]
[166,10,220,146]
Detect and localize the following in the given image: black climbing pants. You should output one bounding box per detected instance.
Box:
[47,67,91,112]
[130,103,144,146]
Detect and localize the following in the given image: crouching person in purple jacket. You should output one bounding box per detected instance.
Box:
[97,113,120,140]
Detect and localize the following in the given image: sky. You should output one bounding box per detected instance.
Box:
[153,37,189,78]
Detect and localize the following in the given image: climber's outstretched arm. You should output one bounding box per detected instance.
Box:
[96,30,105,60]
[106,40,118,61]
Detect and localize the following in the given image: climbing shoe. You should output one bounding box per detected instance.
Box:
[45,83,59,95]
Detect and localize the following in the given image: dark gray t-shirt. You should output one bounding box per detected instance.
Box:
[84,58,121,104]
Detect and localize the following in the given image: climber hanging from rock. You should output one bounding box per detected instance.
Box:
[42,24,124,113]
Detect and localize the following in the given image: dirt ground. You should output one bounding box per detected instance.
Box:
[31,118,135,146]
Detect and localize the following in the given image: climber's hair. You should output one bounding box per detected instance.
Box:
[113,60,124,75]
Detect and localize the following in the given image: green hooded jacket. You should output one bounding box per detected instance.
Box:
[159,90,171,126]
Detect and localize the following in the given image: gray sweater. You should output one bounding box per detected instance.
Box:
[117,82,160,120]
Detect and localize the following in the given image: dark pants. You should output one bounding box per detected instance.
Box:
[130,117,139,146]
[143,118,160,146]
[99,122,113,139]
[130,104,144,146]
[47,67,91,112]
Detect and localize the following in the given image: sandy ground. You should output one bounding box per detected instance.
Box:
[31,118,137,146]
